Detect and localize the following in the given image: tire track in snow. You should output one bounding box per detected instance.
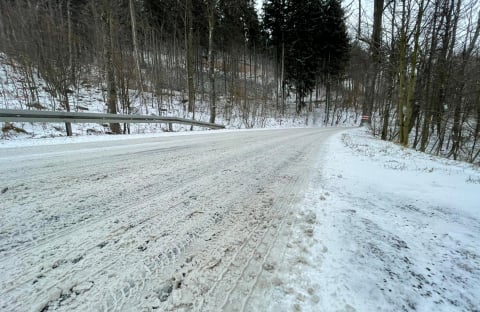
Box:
[176,137,325,312]
[1,129,325,311]
[0,145,218,255]
[0,128,341,311]
[203,152,312,311]
[98,132,322,311]
[0,131,296,258]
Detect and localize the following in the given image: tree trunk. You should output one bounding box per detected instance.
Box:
[185,0,195,114]
[207,0,216,124]
[103,0,121,134]
[65,0,73,136]
[419,2,440,152]
[397,0,407,144]
[472,91,480,162]
[357,0,362,40]
[325,78,331,125]
[362,0,384,126]
[280,40,285,115]
[64,92,73,136]
[400,0,424,146]
[381,101,390,140]
[129,0,145,111]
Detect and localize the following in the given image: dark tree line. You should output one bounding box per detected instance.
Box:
[263,0,349,116]
[0,0,349,129]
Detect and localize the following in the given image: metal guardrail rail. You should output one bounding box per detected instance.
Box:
[0,109,225,129]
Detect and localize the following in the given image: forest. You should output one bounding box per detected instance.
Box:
[0,0,479,164]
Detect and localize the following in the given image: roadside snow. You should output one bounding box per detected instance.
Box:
[274,127,480,311]
[0,127,298,149]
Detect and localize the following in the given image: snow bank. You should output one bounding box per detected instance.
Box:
[274,127,480,311]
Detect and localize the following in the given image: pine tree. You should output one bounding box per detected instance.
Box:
[263,0,349,112]
[216,0,261,50]
[318,0,349,79]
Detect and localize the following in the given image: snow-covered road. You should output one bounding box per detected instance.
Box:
[0,128,342,311]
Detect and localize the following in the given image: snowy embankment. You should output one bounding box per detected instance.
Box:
[1,53,356,139]
[274,127,480,311]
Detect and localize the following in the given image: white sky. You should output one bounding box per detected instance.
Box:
[255,0,264,14]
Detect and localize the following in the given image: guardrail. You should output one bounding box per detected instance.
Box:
[0,109,225,129]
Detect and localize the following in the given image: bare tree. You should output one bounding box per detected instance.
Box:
[185,0,195,114]
[207,0,217,123]
[362,0,384,126]
[103,0,122,134]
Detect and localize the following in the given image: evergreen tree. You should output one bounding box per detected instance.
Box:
[263,0,350,111]
[217,0,261,50]
[318,0,349,79]
[143,0,185,41]
[262,0,288,51]
[284,0,321,103]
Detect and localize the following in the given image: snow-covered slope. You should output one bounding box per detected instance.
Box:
[1,54,358,141]
[273,127,480,311]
